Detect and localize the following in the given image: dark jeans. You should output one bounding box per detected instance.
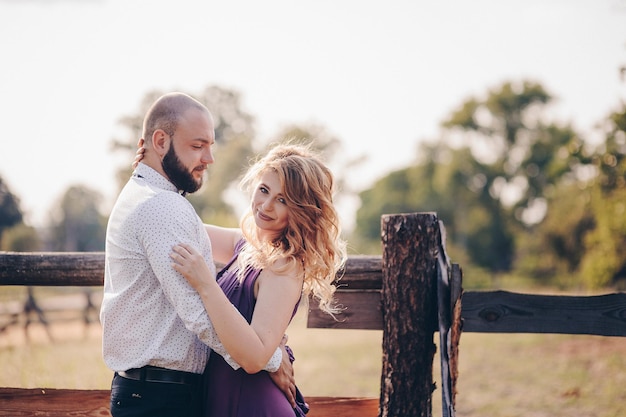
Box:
[110,373,202,417]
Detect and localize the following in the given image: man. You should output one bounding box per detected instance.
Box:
[100,93,292,417]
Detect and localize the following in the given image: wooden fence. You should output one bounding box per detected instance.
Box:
[1,213,625,417]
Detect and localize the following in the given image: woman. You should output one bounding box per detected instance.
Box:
[169,143,347,416]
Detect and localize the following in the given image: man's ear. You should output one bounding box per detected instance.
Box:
[151,129,170,157]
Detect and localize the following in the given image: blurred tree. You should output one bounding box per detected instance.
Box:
[578,102,626,288]
[439,81,586,275]
[579,187,626,288]
[515,180,595,287]
[593,104,626,193]
[523,62,626,289]
[0,176,23,248]
[46,185,106,251]
[1,223,42,251]
[355,80,587,281]
[355,140,514,275]
[442,80,582,225]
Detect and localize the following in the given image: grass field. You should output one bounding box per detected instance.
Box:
[1,306,625,417]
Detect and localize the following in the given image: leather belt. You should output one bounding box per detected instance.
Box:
[118,366,201,385]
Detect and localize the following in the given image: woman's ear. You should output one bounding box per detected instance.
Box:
[151,129,170,157]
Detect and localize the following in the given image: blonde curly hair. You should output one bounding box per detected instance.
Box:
[237,143,347,316]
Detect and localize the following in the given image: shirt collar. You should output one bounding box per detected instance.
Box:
[134,162,179,194]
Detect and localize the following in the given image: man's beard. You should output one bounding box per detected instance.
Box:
[162,143,203,194]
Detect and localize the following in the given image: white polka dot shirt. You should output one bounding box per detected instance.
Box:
[100,163,281,374]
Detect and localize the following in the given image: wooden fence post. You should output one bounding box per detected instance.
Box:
[379,213,439,417]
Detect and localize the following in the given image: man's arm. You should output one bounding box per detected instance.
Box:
[141,194,281,371]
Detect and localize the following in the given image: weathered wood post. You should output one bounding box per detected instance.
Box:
[379,213,439,417]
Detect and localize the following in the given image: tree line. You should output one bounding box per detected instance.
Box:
[1,77,624,291]
[355,79,626,289]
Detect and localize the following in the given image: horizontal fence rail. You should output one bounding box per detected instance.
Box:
[461,290,626,336]
[2,252,625,337]
[0,389,379,417]
[0,252,104,286]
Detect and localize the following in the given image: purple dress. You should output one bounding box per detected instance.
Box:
[203,241,305,417]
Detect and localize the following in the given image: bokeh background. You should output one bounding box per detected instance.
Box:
[1,1,626,416]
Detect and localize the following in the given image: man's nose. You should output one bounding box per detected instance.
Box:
[201,148,214,165]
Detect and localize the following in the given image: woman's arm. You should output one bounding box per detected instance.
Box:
[171,243,303,373]
[203,224,242,265]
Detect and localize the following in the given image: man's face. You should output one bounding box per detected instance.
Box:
[162,108,215,194]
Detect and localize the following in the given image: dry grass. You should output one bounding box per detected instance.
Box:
[1,300,626,416]
[453,333,626,417]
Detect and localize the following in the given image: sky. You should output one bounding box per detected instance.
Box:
[0,0,625,230]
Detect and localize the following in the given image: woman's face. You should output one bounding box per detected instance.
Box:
[252,170,290,240]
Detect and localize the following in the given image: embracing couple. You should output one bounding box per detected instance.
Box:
[100,92,346,417]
